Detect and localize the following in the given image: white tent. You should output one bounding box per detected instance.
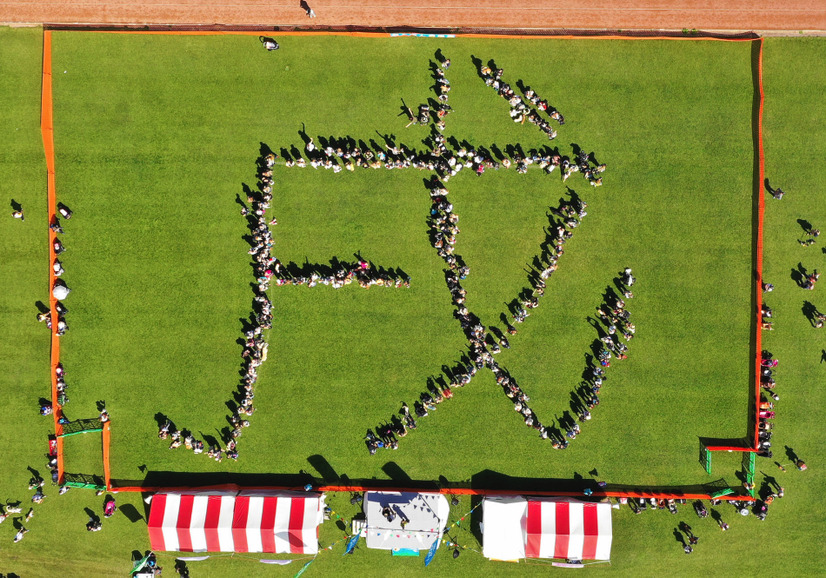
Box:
[481,496,527,560]
[364,491,450,552]
[482,497,612,561]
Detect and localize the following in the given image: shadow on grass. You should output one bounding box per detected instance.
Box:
[112,468,733,499]
[701,39,764,452]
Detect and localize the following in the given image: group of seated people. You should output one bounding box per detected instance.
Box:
[273,258,410,289]
[158,417,241,462]
[629,497,684,515]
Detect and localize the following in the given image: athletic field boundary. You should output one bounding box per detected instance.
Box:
[40,28,763,501]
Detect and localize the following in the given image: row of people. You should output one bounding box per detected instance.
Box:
[157,152,278,461]
[757,350,780,459]
[478,63,559,140]
[272,259,410,289]
[489,203,599,441]
[555,279,637,448]
[38,209,74,427]
[289,126,606,190]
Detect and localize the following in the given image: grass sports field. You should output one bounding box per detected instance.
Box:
[0,28,824,576]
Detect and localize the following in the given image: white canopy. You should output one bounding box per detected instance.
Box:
[364,491,450,552]
[482,496,527,560]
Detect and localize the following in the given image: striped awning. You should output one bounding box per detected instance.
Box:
[525,499,612,560]
[147,491,324,554]
[482,497,612,561]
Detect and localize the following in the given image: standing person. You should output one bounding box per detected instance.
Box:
[14,527,28,542]
[300,0,315,17]
[12,208,24,221]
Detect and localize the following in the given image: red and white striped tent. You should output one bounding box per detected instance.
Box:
[482,497,612,561]
[147,491,325,554]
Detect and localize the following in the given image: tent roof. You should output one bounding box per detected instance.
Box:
[482,497,612,561]
[482,496,527,560]
[147,491,325,554]
[364,491,450,551]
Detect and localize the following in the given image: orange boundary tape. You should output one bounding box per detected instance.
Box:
[707,37,765,454]
[753,37,766,452]
[45,27,760,498]
[102,421,112,489]
[41,29,65,482]
[67,29,757,42]
[109,481,750,501]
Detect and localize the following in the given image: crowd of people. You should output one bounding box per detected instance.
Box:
[270,62,605,188]
[476,59,605,186]
[363,54,619,453]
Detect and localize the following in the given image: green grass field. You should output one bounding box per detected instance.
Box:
[0,29,824,577]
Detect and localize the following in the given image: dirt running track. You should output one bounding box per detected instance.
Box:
[0,0,824,32]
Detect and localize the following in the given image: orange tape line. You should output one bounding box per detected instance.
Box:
[41,29,65,481]
[64,29,758,42]
[50,27,762,491]
[753,37,766,451]
[102,421,112,490]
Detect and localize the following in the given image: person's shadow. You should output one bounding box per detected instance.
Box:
[785,446,799,463]
[673,528,686,547]
[802,301,819,326]
[791,263,808,287]
[84,508,99,523]
[710,509,723,526]
[10,199,22,212]
[797,218,813,234]
[820,349,826,364]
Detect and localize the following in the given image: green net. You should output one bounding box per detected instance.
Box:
[59,418,103,437]
[63,472,105,491]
